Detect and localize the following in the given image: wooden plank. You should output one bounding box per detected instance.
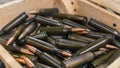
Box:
[53,0,68,13]
[107,57,120,68]
[0,45,22,68]
[90,0,120,14]
[0,0,55,30]
[0,0,55,68]
[76,0,120,32]
[60,0,80,14]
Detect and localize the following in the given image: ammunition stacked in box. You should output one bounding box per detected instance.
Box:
[0,8,119,68]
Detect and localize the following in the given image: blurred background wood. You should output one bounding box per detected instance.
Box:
[0,0,15,5]
[90,0,120,14]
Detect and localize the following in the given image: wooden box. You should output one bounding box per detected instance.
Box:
[0,0,119,68]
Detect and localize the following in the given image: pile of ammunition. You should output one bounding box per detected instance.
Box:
[0,8,120,68]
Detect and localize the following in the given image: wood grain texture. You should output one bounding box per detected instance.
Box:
[0,45,22,68]
[60,0,79,14]
[107,57,120,68]
[90,0,120,14]
[0,0,55,68]
[0,0,55,30]
[76,0,120,32]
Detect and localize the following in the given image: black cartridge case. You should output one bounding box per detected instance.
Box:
[38,8,59,16]
[35,62,52,68]
[105,48,120,66]
[113,39,120,47]
[0,37,24,53]
[35,15,64,27]
[62,50,106,68]
[88,18,120,40]
[26,36,58,53]
[56,38,87,49]
[91,50,116,67]
[74,38,108,56]
[25,36,72,57]
[52,13,87,25]
[6,18,34,45]
[19,22,37,40]
[0,12,28,35]
[31,23,41,35]
[86,25,98,32]
[47,37,87,49]
[47,37,56,46]
[68,33,95,44]
[39,27,71,36]
[62,19,90,31]
[83,32,114,42]
[35,49,61,68]
[32,31,48,40]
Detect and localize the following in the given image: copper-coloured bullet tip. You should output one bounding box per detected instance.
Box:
[21,56,35,68]
[20,48,34,55]
[61,51,72,57]
[29,11,39,15]
[25,44,37,53]
[99,48,109,51]
[6,36,15,46]
[72,28,86,32]
[76,31,88,34]
[106,44,118,49]
[15,58,26,64]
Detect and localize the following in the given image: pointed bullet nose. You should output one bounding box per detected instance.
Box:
[106,44,118,49]
[21,56,35,68]
[20,48,34,55]
[62,51,72,57]
[6,36,15,46]
[26,44,36,53]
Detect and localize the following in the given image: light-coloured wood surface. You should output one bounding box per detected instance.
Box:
[76,0,120,32]
[0,0,55,30]
[0,0,56,68]
[0,45,22,68]
[90,0,120,14]
[107,57,120,68]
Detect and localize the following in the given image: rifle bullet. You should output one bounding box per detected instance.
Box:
[0,12,28,35]
[18,22,37,40]
[39,27,86,36]
[15,58,26,64]
[105,44,118,49]
[6,18,34,46]
[88,18,120,40]
[91,50,116,67]
[62,50,106,68]
[74,38,108,56]
[26,45,61,68]
[32,31,48,40]
[29,8,59,16]
[21,56,36,68]
[68,33,95,44]
[62,19,90,31]
[26,36,72,57]
[0,37,34,55]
